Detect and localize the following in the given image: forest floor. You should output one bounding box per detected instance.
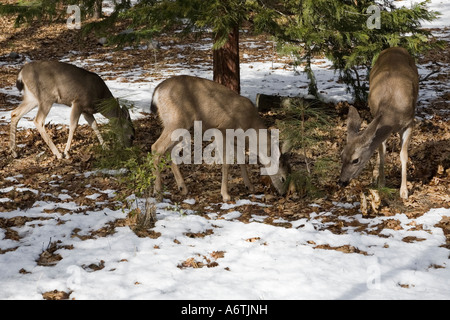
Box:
[0,10,449,300]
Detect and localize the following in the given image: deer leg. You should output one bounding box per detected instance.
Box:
[221,163,231,202]
[151,129,177,199]
[34,103,63,159]
[63,103,83,159]
[240,164,255,192]
[10,99,38,158]
[399,126,412,199]
[83,113,105,147]
[170,162,188,195]
[373,141,386,187]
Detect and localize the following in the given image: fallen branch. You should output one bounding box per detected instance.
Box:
[419,63,442,83]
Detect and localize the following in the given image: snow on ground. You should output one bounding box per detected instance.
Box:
[0,50,350,129]
[398,0,450,28]
[0,188,449,299]
[0,0,449,300]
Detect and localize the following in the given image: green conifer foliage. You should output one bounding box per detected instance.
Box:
[1,0,442,100]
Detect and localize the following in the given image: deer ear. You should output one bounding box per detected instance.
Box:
[346,106,362,142]
[281,139,293,154]
[122,105,131,120]
[360,113,383,147]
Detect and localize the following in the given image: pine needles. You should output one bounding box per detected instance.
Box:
[277,98,339,199]
[93,107,169,232]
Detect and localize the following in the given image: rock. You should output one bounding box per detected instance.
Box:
[97,37,107,46]
[119,28,134,35]
[8,52,20,59]
[147,39,161,50]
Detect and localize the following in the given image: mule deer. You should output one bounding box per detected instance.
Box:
[10,61,135,159]
[150,75,290,202]
[339,47,419,199]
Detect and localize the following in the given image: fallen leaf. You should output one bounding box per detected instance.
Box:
[42,290,71,300]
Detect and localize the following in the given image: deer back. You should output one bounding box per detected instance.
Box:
[151,75,266,132]
[339,47,419,187]
[20,61,113,112]
[368,47,418,131]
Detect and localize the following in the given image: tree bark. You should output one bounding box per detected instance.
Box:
[213,26,240,94]
[93,0,102,19]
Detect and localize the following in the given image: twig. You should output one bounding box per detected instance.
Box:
[419,68,441,83]
[300,105,311,176]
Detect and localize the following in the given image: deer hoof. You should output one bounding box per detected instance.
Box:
[155,192,163,202]
[400,188,408,200]
[246,185,255,193]
[178,185,188,195]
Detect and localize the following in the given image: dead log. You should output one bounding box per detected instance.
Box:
[256,94,293,111]
[255,94,324,111]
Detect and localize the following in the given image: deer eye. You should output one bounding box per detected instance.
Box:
[352,158,360,165]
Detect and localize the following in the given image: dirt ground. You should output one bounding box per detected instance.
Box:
[0,16,449,251]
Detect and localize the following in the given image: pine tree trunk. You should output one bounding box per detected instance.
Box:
[213,26,240,94]
[93,0,102,19]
